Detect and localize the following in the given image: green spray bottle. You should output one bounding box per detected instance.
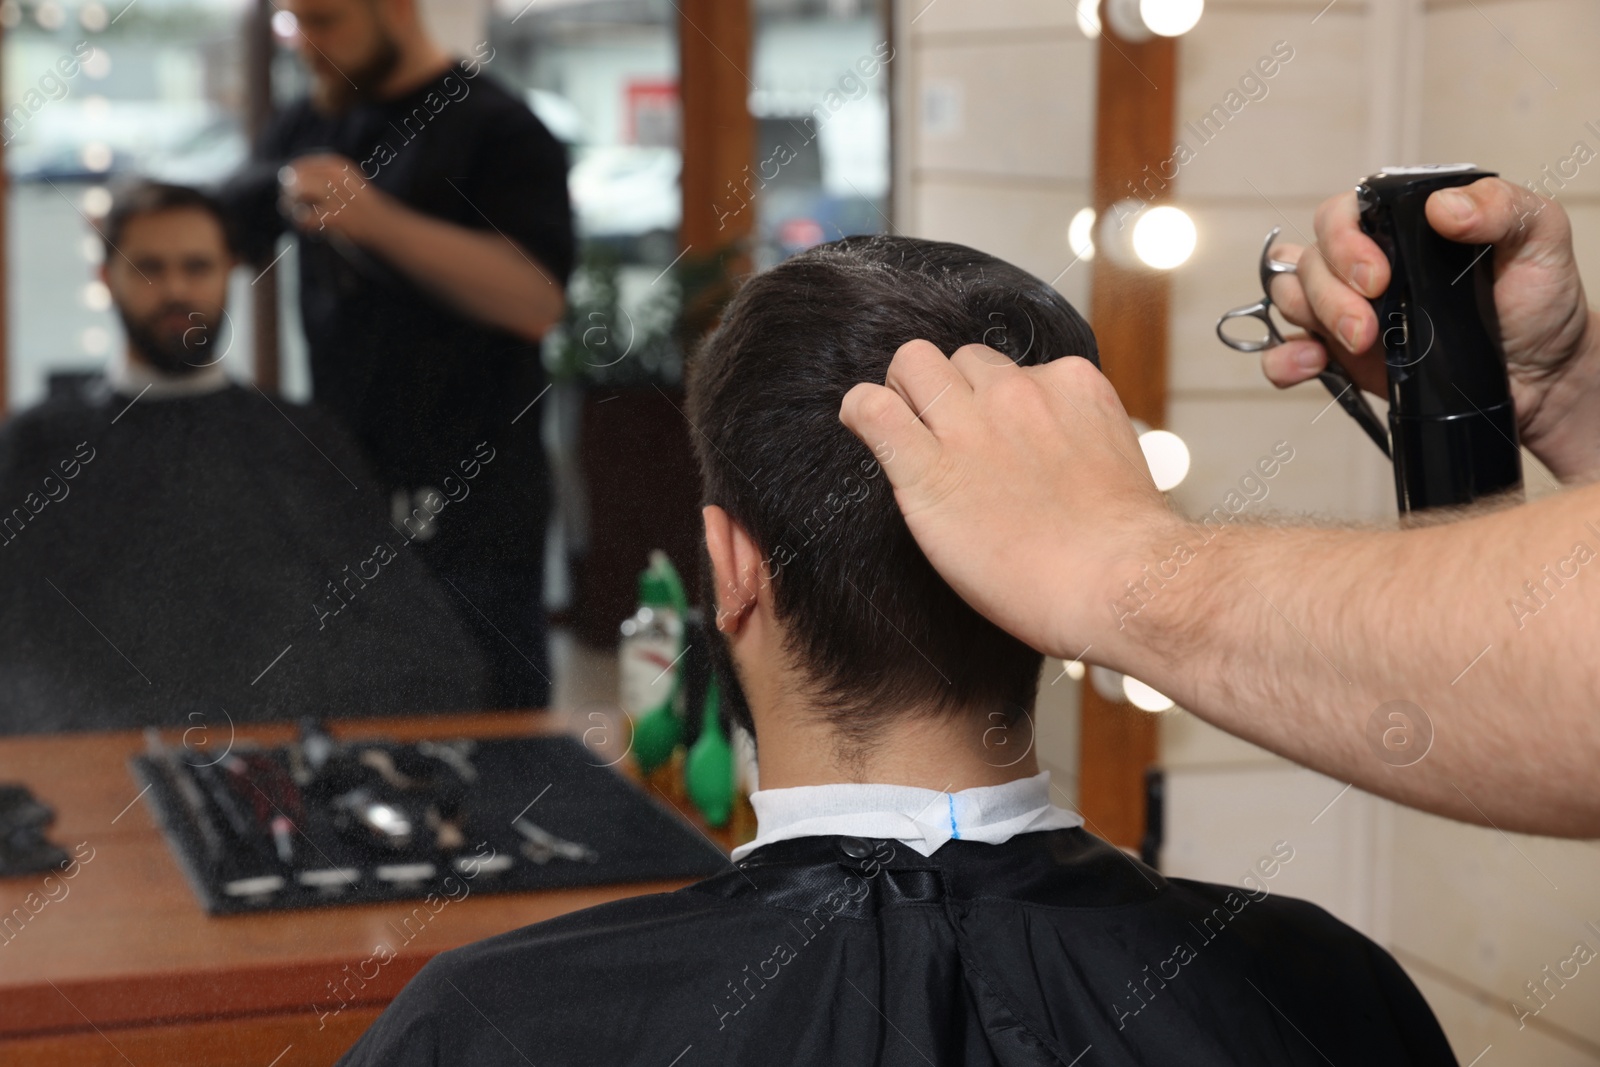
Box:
[685,671,735,828]
[623,551,689,776]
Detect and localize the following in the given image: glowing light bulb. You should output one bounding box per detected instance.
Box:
[1132,205,1197,270]
[80,142,113,172]
[1138,429,1191,491]
[1068,207,1097,262]
[81,186,112,217]
[1061,659,1087,682]
[1090,666,1126,703]
[1123,676,1176,712]
[1140,0,1204,37]
[1076,0,1102,38]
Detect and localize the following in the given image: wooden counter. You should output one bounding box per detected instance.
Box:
[0,711,731,1065]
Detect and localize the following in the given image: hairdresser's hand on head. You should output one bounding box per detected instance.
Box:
[839,341,1177,663]
[1262,176,1600,482]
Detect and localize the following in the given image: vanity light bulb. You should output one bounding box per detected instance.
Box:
[1123,676,1176,712]
[82,185,112,217]
[1140,0,1204,37]
[1076,0,1102,38]
[1068,207,1097,261]
[1132,205,1197,270]
[1090,665,1127,703]
[1138,429,1191,491]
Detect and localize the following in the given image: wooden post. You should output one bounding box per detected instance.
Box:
[676,0,755,284]
[0,19,9,417]
[1078,27,1177,851]
[246,0,281,393]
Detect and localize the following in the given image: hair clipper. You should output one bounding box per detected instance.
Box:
[1355,164,1524,512]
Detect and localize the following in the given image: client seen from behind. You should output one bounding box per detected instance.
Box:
[336,236,1455,1065]
[0,180,488,733]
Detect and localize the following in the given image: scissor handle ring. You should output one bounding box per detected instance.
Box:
[1216,300,1281,353]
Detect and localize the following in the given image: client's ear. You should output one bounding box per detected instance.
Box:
[702,505,764,635]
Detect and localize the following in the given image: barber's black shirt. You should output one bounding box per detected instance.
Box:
[221,59,575,496]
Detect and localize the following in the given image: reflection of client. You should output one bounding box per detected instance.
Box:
[337,237,1453,1066]
[0,181,488,733]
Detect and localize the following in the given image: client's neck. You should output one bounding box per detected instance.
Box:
[751,697,1040,792]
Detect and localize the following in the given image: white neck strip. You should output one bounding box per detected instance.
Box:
[108,348,231,400]
[730,771,1083,862]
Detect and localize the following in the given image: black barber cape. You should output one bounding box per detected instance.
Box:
[0,381,489,733]
[337,829,1456,1066]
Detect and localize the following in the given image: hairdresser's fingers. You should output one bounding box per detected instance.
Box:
[839,381,942,491]
[1424,176,1563,253]
[880,338,977,437]
[1262,242,1327,344]
[1260,332,1388,396]
[1312,190,1391,299]
[846,348,1173,663]
[1260,338,1329,389]
[1261,246,1387,392]
[1034,356,1153,474]
[948,342,1027,390]
[1293,236,1379,357]
[1417,177,1595,463]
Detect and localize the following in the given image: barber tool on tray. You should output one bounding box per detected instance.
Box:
[131,725,723,915]
[1218,164,1524,514]
[513,817,599,864]
[0,784,70,876]
[144,729,295,898]
[297,719,475,857]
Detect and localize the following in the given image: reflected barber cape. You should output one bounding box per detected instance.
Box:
[336,828,1454,1066]
[0,380,490,733]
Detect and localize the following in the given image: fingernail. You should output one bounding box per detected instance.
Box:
[1292,344,1323,372]
[1351,262,1373,295]
[1435,188,1472,222]
[1338,315,1362,352]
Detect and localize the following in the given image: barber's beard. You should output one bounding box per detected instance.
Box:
[309,32,402,115]
[117,303,224,376]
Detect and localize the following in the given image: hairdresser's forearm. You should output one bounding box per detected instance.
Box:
[358,198,564,343]
[1115,487,1600,837]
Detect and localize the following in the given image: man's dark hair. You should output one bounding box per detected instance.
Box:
[687,234,1099,752]
[100,179,235,258]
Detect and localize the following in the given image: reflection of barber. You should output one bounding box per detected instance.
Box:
[221,0,574,708]
[840,177,1600,838]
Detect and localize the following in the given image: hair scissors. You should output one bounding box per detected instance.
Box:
[1216,226,1390,456]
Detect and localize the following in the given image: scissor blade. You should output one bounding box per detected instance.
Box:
[1317,368,1391,457]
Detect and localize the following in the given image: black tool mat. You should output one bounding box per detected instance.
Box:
[130,735,732,915]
